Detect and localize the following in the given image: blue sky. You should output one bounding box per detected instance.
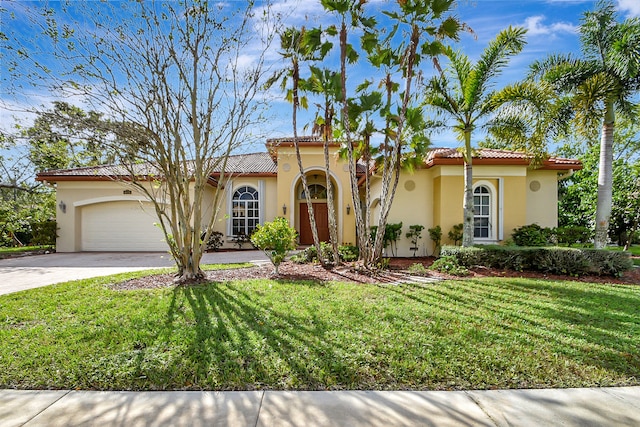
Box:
[260,0,640,149]
[2,0,639,153]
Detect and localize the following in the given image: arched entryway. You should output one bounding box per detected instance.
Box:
[295,173,338,245]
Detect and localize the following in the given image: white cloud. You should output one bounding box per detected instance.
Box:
[618,0,640,18]
[522,15,578,36]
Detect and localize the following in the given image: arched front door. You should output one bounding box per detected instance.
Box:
[298,183,330,245]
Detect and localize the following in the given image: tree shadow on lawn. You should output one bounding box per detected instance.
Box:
[159,282,363,390]
[381,278,640,383]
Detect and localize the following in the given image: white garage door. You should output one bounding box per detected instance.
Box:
[81,201,168,251]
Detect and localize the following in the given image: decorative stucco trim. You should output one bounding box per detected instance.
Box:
[73,195,167,207]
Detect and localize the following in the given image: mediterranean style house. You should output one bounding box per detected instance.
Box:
[36,137,582,257]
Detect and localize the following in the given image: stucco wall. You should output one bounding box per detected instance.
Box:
[526,170,559,227]
[54,181,164,251]
[55,180,227,252]
[383,170,434,257]
[275,146,356,245]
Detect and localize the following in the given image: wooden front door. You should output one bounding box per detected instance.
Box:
[299,203,329,245]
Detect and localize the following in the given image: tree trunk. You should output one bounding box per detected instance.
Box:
[594,103,615,249]
[324,136,341,265]
[462,130,474,247]
[338,19,369,266]
[291,59,324,265]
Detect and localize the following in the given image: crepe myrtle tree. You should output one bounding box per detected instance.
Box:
[1,1,276,282]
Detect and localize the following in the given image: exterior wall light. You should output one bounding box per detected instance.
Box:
[282,204,287,215]
[58,201,66,213]
[346,204,351,215]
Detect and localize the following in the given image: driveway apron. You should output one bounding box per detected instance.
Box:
[0,251,269,296]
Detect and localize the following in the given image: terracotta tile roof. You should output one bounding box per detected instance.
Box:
[36,162,162,180]
[36,146,581,182]
[266,136,325,144]
[36,153,278,182]
[424,147,582,170]
[212,152,277,175]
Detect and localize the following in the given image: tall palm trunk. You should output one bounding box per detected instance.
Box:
[594,101,615,249]
[323,129,341,265]
[462,130,474,247]
[291,59,324,263]
[338,19,369,266]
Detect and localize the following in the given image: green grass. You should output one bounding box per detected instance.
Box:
[0,245,53,256]
[1,272,638,391]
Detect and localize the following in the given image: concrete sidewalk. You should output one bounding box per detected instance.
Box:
[0,251,269,295]
[1,387,639,427]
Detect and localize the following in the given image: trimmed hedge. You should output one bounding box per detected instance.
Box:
[441,245,633,277]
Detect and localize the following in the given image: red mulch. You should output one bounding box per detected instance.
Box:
[112,256,639,290]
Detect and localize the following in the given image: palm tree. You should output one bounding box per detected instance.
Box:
[529,1,640,249]
[267,27,331,264]
[424,26,527,247]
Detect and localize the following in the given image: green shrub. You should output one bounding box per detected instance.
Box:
[533,247,590,276]
[407,263,429,276]
[448,223,463,246]
[512,224,552,247]
[406,225,425,257]
[292,243,359,264]
[427,225,441,256]
[555,226,591,246]
[581,249,634,276]
[441,245,483,266]
[429,256,469,276]
[202,230,223,251]
[29,220,57,246]
[370,222,403,256]
[338,244,359,262]
[250,217,297,275]
[441,245,633,277]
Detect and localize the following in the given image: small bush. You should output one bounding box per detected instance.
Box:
[427,225,441,256]
[30,220,57,246]
[555,226,591,247]
[407,263,429,276]
[292,243,359,264]
[512,224,551,247]
[202,230,223,251]
[448,223,463,246]
[406,225,425,257]
[581,249,634,276]
[250,218,297,275]
[429,256,469,276]
[371,223,403,256]
[338,245,359,262]
[232,232,252,249]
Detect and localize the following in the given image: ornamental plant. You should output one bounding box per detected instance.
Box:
[250,217,297,275]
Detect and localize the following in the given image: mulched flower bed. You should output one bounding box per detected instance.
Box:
[112,256,639,290]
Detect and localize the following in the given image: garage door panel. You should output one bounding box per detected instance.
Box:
[81,201,167,251]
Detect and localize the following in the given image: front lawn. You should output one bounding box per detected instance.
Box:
[1,271,638,391]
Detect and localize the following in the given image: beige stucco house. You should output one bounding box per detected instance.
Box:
[36,137,582,256]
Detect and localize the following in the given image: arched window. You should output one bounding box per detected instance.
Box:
[473,185,491,238]
[299,184,327,200]
[232,186,259,236]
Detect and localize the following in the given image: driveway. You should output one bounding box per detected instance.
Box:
[0,251,269,296]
